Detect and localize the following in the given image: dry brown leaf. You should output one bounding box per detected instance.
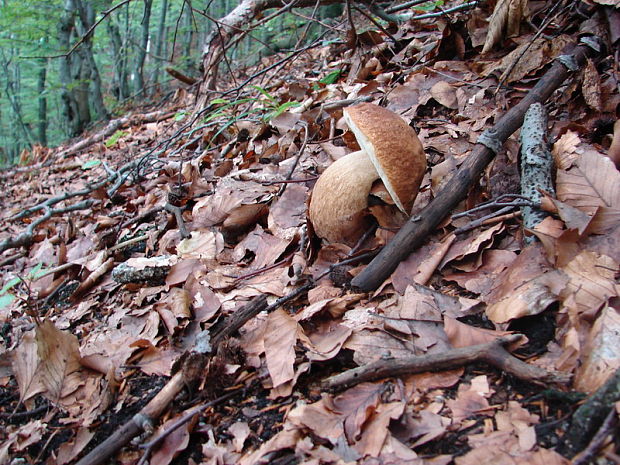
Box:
[176,230,224,259]
[444,249,517,296]
[574,302,620,393]
[238,427,301,465]
[12,329,46,404]
[355,401,405,457]
[552,130,581,169]
[228,421,251,453]
[446,377,492,423]
[482,0,529,54]
[35,319,82,402]
[582,59,602,111]
[264,308,298,388]
[556,149,620,214]
[560,250,619,319]
[430,81,459,109]
[150,416,191,465]
[332,382,384,443]
[444,316,522,349]
[155,288,191,334]
[56,428,94,465]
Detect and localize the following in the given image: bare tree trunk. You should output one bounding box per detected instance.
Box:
[0,49,34,148]
[74,0,109,119]
[150,0,169,93]
[37,58,48,146]
[107,12,130,101]
[134,0,153,95]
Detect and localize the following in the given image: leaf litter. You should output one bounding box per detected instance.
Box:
[1,1,620,464]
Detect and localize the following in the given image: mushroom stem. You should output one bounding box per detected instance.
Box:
[308,150,379,245]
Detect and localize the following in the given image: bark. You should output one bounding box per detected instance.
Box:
[37,58,48,147]
[150,0,169,92]
[558,367,620,458]
[106,13,130,100]
[519,102,554,242]
[134,0,153,95]
[74,0,109,119]
[59,0,90,136]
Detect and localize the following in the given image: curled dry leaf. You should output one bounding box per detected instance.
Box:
[482,0,529,54]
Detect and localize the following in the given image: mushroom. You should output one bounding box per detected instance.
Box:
[308,103,426,245]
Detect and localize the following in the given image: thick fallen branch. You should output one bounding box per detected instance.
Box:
[350,38,600,292]
[322,334,570,390]
[557,366,620,458]
[519,102,555,242]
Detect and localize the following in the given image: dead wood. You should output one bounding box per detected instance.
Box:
[165,67,198,85]
[557,366,620,458]
[322,334,571,391]
[519,102,555,242]
[54,110,175,160]
[194,0,340,109]
[74,371,186,465]
[350,39,600,292]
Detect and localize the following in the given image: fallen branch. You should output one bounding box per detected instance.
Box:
[322,334,571,390]
[557,366,620,458]
[0,200,99,254]
[54,109,175,160]
[351,38,600,292]
[519,102,555,243]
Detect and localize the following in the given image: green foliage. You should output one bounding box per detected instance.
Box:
[81,159,102,170]
[414,0,445,11]
[105,130,128,147]
[0,1,335,164]
[0,263,45,310]
[319,70,342,85]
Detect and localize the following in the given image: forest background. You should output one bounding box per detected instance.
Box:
[0,0,343,164]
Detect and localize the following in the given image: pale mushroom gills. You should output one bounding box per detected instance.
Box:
[308,103,426,245]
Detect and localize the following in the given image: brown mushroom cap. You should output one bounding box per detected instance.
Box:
[343,103,426,214]
[308,150,379,245]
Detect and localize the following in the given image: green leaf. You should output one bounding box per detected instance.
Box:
[267,101,301,120]
[81,159,101,170]
[319,70,342,85]
[251,85,277,104]
[174,111,188,121]
[28,263,45,279]
[105,130,128,148]
[415,0,444,11]
[210,98,229,105]
[1,276,21,295]
[0,294,15,309]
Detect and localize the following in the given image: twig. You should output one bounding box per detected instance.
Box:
[137,390,239,465]
[278,123,309,197]
[322,334,570,390]
[164,202,190,239]
[0,200,99,254]
[454,211,521,235]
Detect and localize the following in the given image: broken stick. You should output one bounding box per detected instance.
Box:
[322,334,571,390]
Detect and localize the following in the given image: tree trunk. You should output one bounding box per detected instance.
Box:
[134,0,153,95]
[150,0,169,93]
[107,12,130,101]
[37,58,48,146]
[74,0,109,119]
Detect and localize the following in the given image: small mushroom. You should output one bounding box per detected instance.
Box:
[308,103,426,245]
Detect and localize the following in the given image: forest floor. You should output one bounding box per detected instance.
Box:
[1,1,620,464]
